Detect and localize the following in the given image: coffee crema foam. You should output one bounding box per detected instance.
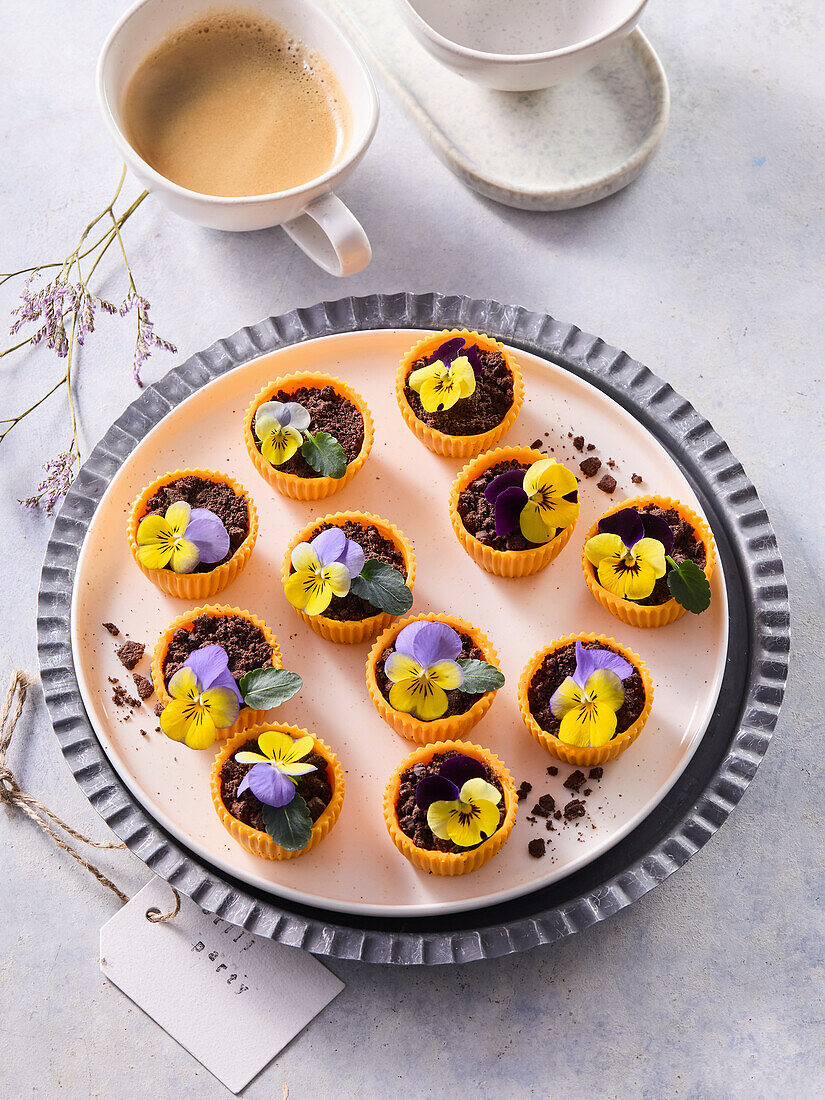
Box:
[122,10,351,197]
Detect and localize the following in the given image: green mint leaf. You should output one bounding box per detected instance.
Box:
[666,557,711,614]
[238,667,302,709]
[261,792,313,852]
[301,431,348,479]
[456,658,505,694]
[350,559,413,615]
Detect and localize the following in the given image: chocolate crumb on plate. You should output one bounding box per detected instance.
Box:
[597,473,617,494]
[102,622,120,637]
[579,456,601,477]
[564,798,587,820]
[528,838,546,859]
[589,766,604,780]
[586,442,596,451]
[563,769,586,792]
[531,801,550,818]
[631,473,643,484]
[584,788,592,796]
[547,765,558,776]
[572,435,584,452]
[516,781,533,801]
[116,640,145,670]
[538,793,555,814]
[531,438,543,449]
[132,673,154,701]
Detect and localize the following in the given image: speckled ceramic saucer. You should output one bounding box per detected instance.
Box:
[329,0,669,210]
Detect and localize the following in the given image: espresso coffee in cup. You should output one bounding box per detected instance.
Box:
[122,9,352,197]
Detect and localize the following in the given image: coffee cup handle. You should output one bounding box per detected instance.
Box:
[282,193,371,277]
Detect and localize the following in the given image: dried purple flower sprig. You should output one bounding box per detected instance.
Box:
[1,166,177,514]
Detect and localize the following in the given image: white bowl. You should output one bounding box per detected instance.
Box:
[394,0,649,91]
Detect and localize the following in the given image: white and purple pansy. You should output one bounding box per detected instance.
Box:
[254,400,311,466]
[136,501,231,573]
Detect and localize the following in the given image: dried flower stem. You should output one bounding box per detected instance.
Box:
[2,166,177,513]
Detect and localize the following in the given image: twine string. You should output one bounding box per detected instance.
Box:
[1,669,179,922]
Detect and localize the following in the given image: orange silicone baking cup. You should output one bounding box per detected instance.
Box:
[449,446,579,577]
[127,468,258,600]
[243,371,374,500]
[151,605,283,739]
[383,740,517,876]
[366,613,501,744]
[210,725,345,861]
[281,511,417,645]
[581,495,716,628]
[395,329,524,458]
[517,633,654,766]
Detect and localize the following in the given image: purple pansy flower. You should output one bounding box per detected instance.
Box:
[183,645,244,705]
[184,509,232,563]
[598,507,675,555]
[394,620,463,667]
[310,527,366,579]
[571,640,632,687]
[238,764,295,808]
[424,336,484,373]
[484,468,530,538]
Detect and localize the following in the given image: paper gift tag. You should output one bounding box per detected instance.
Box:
[100,878,344,1093]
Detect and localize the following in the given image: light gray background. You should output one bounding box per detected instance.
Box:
[2,1,823,1097]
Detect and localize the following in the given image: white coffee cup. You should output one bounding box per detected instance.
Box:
[97,0,379,276]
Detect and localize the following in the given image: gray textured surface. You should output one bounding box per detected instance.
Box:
[1,0,823,1096]
[36,291,787,964]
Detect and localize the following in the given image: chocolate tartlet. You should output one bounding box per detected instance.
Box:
[141,474,249,571]
[220,740,333,829]
[161,613,272,704]
[404,349,514,439]
[244,372,374,501]
[518,633,654,767]
[457,459,578,552]
[152,605,282,737]
[395,750,506,855]
[252,384,365,480]
[527,640,646,739]
[306,519,406,623]
[396,329,524,458]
